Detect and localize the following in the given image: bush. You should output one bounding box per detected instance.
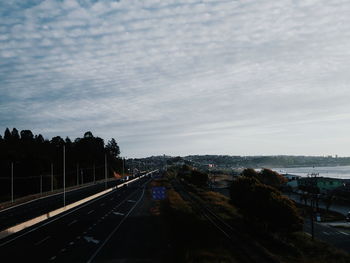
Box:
[230,176,303,233]
[178,165,209,187]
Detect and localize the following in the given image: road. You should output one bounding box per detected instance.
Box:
[0,179,124,232]
[213,187,350,253]
[304,219,350,253]
[0,176,164,262]
[285,192,350,216]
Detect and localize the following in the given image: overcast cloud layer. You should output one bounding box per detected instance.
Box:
[1,0,350,157]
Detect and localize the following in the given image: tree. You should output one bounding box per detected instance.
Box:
[11,128,20,140]
[50,136,65,146]
[230,176,303,233]
[65,136,72,145]
[4,128,11,141]
[84,131,94,139]
[241,168,258,178]
[106,138,120,157]
[259,168,287,188]
[20,130,34,141]
[35,134,45,144]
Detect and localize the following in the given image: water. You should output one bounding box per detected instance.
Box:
[272,165,350,179]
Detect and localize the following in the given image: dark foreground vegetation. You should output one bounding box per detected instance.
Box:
[0,128,123,203]
[152,165,350,262]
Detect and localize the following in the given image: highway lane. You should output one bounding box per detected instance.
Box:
[89,182,171,263]
[0,178,125,231]
[304,218,350,253]
[0,176,150,262]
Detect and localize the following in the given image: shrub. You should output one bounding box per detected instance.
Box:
[230,176,303,233]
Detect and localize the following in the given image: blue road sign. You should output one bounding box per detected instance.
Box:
[152,186,166,200]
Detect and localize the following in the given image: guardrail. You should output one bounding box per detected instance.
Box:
[0,170,156,240]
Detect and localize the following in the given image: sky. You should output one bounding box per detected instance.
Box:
[1,0,350,158]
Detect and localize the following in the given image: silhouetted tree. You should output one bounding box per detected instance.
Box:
[11,128,20,141]
[84,131,94,138]
[241,168,258,178]
[0,128,123,202]
[106,138,120,158]
[259,168,287,188]
[230,176,302,233]
[35,134,45,144]
[20,130,34,141]
[50,136,65,146]
[4,128,11,141]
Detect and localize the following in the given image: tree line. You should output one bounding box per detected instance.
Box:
[0,128,123,202]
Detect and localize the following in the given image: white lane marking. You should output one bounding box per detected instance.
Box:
[0,178,123,214]
[127,200,136,203]
[84,236,100,244]
[61,248,66,252]
[339,231,350,236]
[69,241,74,245]
[87,187,146,263]
[0,177,151,250]
[68,219,78,226]
[323,231,330,235]
[50,256,56,261]
[34,235,50,246]
[87,210,94,215]
[113,212,124,216]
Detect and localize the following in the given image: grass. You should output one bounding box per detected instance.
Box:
[154,172,350,263]
[296,203,345,222]
[151,177,240,262]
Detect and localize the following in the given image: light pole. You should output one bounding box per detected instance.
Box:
[76,163,79,186]
[40,175,43,195]
[93,162,96,184]
[11,162,14,203]
[122,157,125,177]
[104,154,107,189]
[51,162,54,192]
[63,144,66,207]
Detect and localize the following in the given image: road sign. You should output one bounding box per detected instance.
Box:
[152,186,166,200]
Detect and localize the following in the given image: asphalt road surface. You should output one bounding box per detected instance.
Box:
[304,218,350,253]
[0,176,161,262]
[0,179,125,232]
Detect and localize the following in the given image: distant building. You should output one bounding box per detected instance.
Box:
[283,174,301,181]
[298,177,344,194]
[282,174,301,191]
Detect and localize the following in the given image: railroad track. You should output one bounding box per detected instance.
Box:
[174,181,280,263]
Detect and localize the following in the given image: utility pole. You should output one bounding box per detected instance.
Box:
[122,158,125,177]
[308,172,318,240]
[51,163,54,192]
[63,144,66,207]
[104,154,107,189]
[11,162,14,203]
[77,163,79,186]
[93,162,96,184]
[40,175,43,195]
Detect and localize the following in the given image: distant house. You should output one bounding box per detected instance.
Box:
[283,174,301,181]
[282,174,301,191]
[298,177,345,194]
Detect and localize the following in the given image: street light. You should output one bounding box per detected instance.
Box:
[11,162,14,203]
[104,153,107,189]
[63,144,66,207]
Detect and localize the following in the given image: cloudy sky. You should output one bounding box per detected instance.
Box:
[1,0,350,157]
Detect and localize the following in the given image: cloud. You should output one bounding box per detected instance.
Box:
[1,0,350,157]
